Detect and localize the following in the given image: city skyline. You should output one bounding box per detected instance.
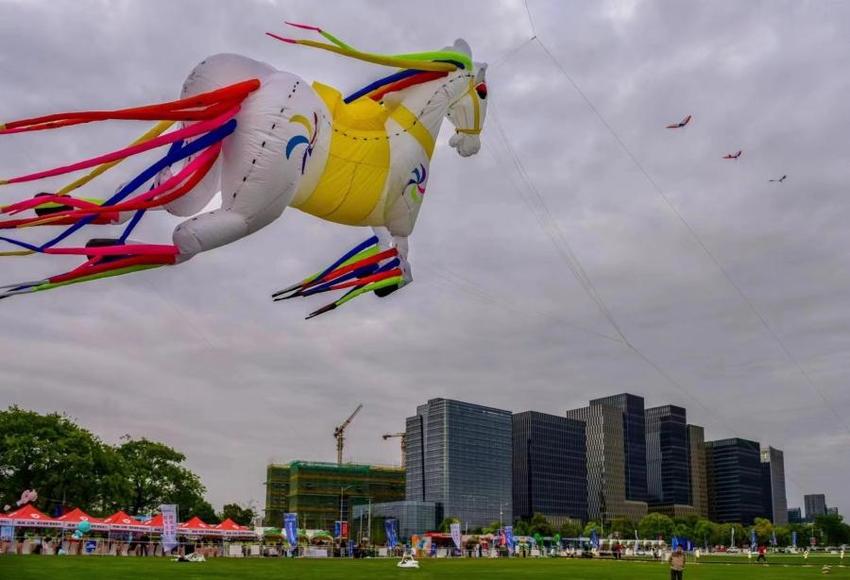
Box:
[265,392,807,531]
[262,389,830,521]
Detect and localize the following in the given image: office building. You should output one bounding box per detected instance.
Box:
[787,507,803,523]
[512,411,587,524]
[645,405,690,507]
[405,398,512,529]
[589,394,648,503]
[761,447,788,525]
[263,461,405,531]
[705,438,764,525]
[687,424,709,518]
[565,402,648,523]
[805,494,827,521]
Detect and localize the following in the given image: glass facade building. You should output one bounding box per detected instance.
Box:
[804,494,827,521]
[761,447,788,525]
[512,411,587,523]
[645,405,690,506]
[590,394,648,502]
[787,507,803,523]
[405,398,512,529]
[565,403,647,523]
[687,424,709,518]
[352,500,439,540]
[705,438,764,525]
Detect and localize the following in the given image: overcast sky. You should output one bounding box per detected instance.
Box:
[1,0,848,519]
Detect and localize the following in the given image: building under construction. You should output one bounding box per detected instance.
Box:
[264,461,405,531]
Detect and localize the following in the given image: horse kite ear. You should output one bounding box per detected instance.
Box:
[452,38,472,57]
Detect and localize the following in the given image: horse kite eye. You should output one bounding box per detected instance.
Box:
[475,82,487,99]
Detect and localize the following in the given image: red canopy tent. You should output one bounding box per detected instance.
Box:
[178,516,218,537]
[56,508,107,531]
[6,504,62,528]
[214,518,254,538]
[102,510,147,532]
[142,513,164,532]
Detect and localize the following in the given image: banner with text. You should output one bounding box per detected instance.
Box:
[160,504,178,552]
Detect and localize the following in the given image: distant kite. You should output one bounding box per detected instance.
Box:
[722,150,742,160]
[769,175,787,183]
[665,115,691,129]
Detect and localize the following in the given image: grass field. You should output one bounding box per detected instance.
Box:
[1,555,848,580]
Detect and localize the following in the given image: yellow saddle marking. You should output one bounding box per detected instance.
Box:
[293,82,434,226]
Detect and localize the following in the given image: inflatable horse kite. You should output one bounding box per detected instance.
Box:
[0,23,488,318]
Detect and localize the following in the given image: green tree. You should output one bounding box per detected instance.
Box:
[513,519,530,536]
[220,503,256,526]
[773,525,791,546]
[482,520,501,534]
[116,437,207,517]
[528,513,554,537]
[438,516,460,533]
[559,520,582,539]
[184,498,218,524]
[609,517,634,538]
[582,520,601,538]
[0,406,128,515]
[639,513,674,540]
[815,513,850,546]
[693,519,717,547]
[753,517,774,545]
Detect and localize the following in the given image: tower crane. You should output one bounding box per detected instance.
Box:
[382,432,407,468]
[334,403,363,465]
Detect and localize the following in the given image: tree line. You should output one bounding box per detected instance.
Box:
[0,407,255,526]
[440,510,850,546]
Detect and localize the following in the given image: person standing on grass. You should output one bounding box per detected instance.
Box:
[756,544,767,563]
[668,545,686,580]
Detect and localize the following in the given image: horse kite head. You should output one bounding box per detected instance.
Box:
[444,39,488,158]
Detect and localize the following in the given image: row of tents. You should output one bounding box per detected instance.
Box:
[0,504,254,538]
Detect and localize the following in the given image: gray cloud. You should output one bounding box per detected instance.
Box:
[0,0,847,517]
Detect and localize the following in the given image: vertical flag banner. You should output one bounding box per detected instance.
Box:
[341,521,349,538]
[450,522,461,550]
[792,531,797,548]
[385,518,398,548]
[590,529,599,549]
[686,540,692,552]
[771,530,777,546]
[731,527,735,547]
[160,504,178,552]
[504,525,513,553]
[751,528,757,550]
[284,513,298,547]
[334,521,341,539]
[0,526,13,541]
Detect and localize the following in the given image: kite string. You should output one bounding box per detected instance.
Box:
[522,5,849,436]
[485,108,740,436]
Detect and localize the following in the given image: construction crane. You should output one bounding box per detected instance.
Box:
[382,432,407,468]
[334,404,363,465]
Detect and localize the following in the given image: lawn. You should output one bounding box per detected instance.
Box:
[1,556,848,580]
